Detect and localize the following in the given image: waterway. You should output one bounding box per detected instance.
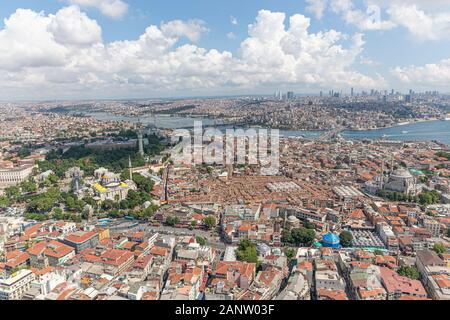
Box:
[87,112,450,145]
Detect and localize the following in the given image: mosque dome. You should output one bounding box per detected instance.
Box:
[391,169,413,179]
[322,232,341,246]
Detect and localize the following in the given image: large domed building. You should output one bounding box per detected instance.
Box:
[322,232,341,249]
[384,168,421,196]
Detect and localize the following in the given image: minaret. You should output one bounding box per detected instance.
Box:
[137,117,144,157]
[129,156,133,181]
[390,155,394,173]
[227,164,233,180]
[380,160,384,190]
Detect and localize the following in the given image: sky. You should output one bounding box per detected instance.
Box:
[1,0,450,100]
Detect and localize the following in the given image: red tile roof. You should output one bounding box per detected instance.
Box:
[64,231,97,244]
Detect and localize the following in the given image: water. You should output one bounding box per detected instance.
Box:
[89,111,450,145]
[88,111,215,129]
[342,120,450,145]
[280,120,450,145]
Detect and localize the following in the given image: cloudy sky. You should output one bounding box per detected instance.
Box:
[1,0,450,100]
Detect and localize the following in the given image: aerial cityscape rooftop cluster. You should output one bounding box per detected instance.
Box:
[0,92,449,301]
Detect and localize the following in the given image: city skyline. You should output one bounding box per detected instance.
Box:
[1,0,450,100]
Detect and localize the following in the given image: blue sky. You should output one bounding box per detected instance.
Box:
[1,0,450,100]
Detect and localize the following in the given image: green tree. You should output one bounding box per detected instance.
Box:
[165,216,180,227]
[236,239,258,263]
[48,173,59,185]
[433,243,446,255]
[20,180,37,193]
[340,231,353,248]
[53,207,63,218]
[102,199,116,211]
[17,147,31,158]
[303,221,315,230]
[5,186,20,200]
[291,227,316,247]
[281,229,294,244]
[397,265,420,280]
[203,216,216,230]
[25,213,49,221]
[131,173,155,193]
[284,247,295,260]
[0,196,10,207]
[143,205,158,218]
[195,236,206,246]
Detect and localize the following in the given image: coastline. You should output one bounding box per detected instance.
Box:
[344,117,441,132]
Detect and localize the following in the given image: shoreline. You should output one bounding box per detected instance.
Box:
[343,117,441,132]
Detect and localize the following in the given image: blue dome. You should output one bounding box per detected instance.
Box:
[322,232,340,245]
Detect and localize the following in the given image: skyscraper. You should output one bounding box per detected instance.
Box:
[351,87,354,97]
[287,91,294,100]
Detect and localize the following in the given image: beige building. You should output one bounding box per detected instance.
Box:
[0,164,35,189]
[0,269,35,300]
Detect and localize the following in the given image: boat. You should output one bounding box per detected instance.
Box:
[402,131,408,134]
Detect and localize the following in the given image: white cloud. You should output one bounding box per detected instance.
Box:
[0,9,68,71]
[306,0,328,20]
[387,4,450,41]
[227,32,237,40]
[392,59,450,88]
[67,0,128,19]
[49,6,102,46]
[324,0,450,41]
[359,55,379,66]
[230,15,238,26]
[330,0,395,30]
[0,8,384,99]
[160,20,209,42]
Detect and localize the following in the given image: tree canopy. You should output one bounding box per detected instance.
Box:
[282,227,316,247]
[203,216,216,230]
[433,243,446,255]
[340,231,353,248]
[397,265,420,280]
[236,239,258,263]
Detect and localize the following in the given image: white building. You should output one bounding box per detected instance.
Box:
[423,219,441,237]
[0,269,35,300]
[315,270,346,291]
[0,164,35,189]
[30,270,66,297]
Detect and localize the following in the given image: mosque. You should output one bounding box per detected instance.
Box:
[321,232,341,249]
[92,168,136,202]
[383,168,422,196]
[365,168,422,196]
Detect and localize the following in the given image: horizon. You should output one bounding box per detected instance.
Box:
[1,89,448,104]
